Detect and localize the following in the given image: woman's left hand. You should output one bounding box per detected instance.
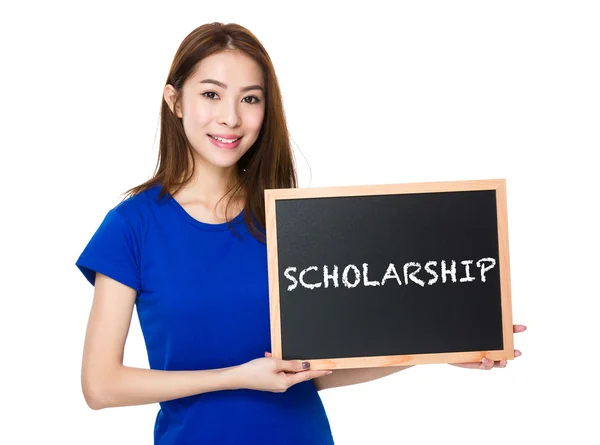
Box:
[451,324,527,370]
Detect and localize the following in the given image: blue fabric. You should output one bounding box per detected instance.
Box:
[76,186,334,445]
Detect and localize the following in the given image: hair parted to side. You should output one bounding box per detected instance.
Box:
[124,22,297,242]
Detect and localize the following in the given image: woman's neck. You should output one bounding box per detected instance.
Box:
[173,161,245,221]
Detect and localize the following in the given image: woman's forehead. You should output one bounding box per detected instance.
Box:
[190,51,264,86]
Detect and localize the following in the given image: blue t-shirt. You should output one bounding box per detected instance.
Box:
[76,185,334,445]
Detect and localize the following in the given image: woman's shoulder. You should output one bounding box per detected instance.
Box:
[101,185,168,234]
[113,184,164,216]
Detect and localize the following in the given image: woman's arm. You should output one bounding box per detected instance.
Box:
[313,365,413,391]
[81,273,241,409]
[82,273,328,410]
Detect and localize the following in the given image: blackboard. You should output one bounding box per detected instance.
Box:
[265,179,514,369]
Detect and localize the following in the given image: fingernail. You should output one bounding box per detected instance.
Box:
[483,358,491,365]
[326,371,333,375]
[302,362,310,369]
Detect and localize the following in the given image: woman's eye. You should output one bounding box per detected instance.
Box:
[243,96,260,104]
[203,92,218,99]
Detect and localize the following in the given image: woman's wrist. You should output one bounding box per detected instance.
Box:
[218,365,247,391]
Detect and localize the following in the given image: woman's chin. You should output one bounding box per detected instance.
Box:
[193,152,243,171]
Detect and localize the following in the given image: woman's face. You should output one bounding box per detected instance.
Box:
[166,50,265,170]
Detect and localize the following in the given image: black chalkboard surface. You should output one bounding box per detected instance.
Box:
[265,179,514,369]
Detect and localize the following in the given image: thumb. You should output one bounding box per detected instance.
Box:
[264,352,272,358]
[277,360,310,373]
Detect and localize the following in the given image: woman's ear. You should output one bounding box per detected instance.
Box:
[163,84,183,118]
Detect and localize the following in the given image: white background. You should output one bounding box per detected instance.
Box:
[2,1,599,444]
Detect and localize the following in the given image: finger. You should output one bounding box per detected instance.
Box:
[451,362,482,369]
[288,370,332,385]
[480,358,494,370]
[494,360,508,368]
[264,352,272,358]
[513,324,527,333]
[277,360,311,373]
[514,349,522,358]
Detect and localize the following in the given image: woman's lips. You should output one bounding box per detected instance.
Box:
[208,134,242,149]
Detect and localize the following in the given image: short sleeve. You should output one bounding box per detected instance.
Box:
[76,208,142,293]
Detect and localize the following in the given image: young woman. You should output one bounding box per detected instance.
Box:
[76,22,525,444]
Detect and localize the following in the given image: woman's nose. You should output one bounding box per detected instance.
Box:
[217,101,241,127]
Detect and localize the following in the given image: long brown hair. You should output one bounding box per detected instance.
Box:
[124,22,297,242]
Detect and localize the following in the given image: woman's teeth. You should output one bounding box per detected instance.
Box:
[210,135,240,143]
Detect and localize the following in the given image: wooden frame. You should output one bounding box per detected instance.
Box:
[265,178,514,369]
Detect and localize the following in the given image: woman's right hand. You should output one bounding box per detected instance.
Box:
[234,353,332,393]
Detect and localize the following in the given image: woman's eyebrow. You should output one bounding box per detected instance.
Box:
[199,78,264,93]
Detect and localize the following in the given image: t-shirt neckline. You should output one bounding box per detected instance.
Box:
[166,192,245,232]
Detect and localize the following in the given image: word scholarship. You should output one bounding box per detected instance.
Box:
[283,258,497,292]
